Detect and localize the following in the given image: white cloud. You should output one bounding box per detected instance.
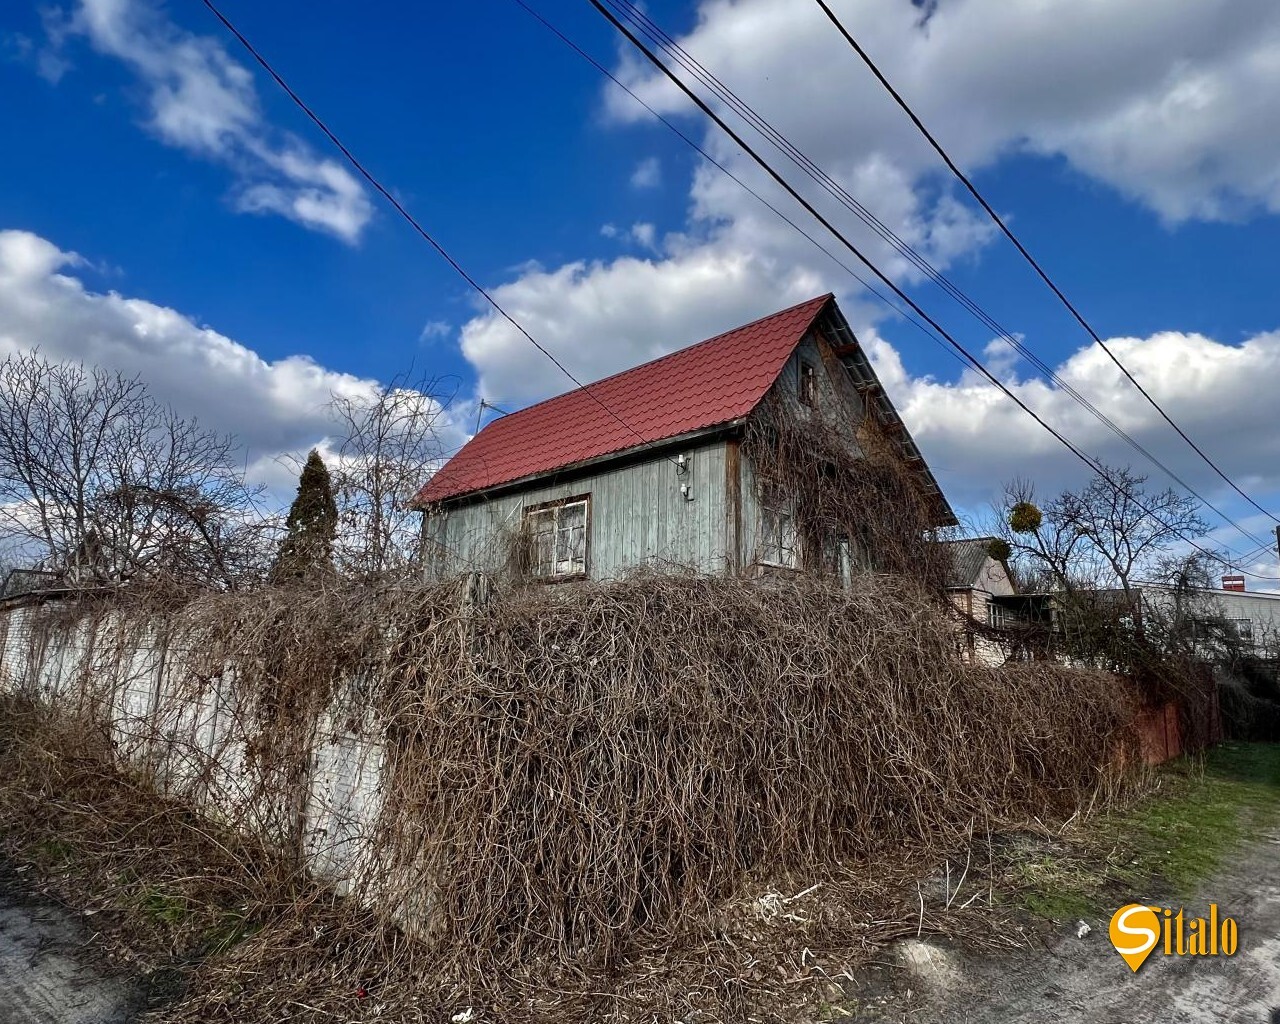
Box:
[609,0,1280,225]
[867,325,1280,522]
[461,132,992,403]
[4,12,73,84]
[629,222,657,250]
[455,0,1280,527]
[0,230,468,501]
[419,319,452,344]
[460,237,828,405]
[45,0,372,242]
[630,155,662,189]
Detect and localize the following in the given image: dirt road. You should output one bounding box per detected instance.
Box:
[0,888,138,1024]
[870,825,1280,1023]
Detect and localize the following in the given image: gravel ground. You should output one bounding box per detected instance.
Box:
[845,824,1280,1023]
[0,885,139,1024]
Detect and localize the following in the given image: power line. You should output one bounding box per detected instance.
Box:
[507,0,976,375]
[598,0,1272,554]
[810,0,1280,528]
[195,0,673,472]
[199,0,1277,581]
[514,0,1249,553]
[586,0,1280,581]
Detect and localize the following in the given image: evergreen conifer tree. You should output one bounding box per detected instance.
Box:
[271,449,338,581]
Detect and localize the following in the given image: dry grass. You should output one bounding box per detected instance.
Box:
[0,571,1143,1022]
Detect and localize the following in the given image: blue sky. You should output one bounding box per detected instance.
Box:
[3,0,1280,579]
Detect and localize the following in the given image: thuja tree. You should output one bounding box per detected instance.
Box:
[271,449,338,581]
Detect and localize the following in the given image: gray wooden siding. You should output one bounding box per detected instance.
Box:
[423,439,730,580]
[737,332,867,569]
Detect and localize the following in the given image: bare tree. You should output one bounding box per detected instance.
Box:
[992,464,1217,671]
[0,352,267,588]
[327,373,453,580]
[997,464,1210,599]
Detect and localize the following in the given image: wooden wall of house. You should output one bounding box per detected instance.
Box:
[422,438,731,580]
[737,332,868,569]
[423,329,874,582]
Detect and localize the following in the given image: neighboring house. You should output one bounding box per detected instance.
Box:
[974,579,1280,667]
[1137,581,1280,657]
[945,537,1018,665]
[414,295,954,581]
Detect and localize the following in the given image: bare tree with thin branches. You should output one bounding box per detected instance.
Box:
[327,373,454,581]
[0,352,268,589]
[996,465,1210,599]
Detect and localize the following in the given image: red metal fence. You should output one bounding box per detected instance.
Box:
[1135,683,1222,765]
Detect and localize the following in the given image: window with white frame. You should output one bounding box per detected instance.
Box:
[526,497,589,578]
[760,504,798,568]
[1227,617,1254,645]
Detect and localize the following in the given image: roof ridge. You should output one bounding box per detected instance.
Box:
[469,293,833,435]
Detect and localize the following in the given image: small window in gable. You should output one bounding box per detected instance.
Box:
[798,360,817,407]
[526,497,589,579]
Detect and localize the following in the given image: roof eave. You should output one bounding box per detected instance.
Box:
[416,419,746,511]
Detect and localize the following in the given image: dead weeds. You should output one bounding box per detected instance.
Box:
[0,572,1147,1022]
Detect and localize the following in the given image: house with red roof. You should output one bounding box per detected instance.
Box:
[414,295,954,581]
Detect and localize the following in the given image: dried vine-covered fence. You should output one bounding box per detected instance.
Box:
[0,573,1139,967]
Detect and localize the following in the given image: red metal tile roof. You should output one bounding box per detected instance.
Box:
[416,294,833,505]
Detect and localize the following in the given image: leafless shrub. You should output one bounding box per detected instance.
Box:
[744,395,952,588]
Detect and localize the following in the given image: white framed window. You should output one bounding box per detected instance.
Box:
[987,602,1016,629]
[760,505,798,568]
[525,496,589,578]
[1227,617,1254,644]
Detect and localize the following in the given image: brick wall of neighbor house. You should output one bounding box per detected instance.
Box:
[950,554,1018,666]
[422,438,731,580]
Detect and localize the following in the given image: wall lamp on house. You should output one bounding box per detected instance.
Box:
[676,453,694,501]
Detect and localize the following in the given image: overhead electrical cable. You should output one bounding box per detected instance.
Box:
[514,0,1265,556]
[597,0,1271,553]
[586,0,1280,580]
[507,0,976,378]
[810,0,1280,527]
[196,0,678,475]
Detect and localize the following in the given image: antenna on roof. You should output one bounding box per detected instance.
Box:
[474,399,510,434]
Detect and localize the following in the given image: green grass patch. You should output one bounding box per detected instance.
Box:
[1014,742,1280,921]
[138,888,191,925]
[32,836,76,869]
[200,907,260,956]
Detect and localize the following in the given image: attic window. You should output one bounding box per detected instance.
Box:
[526,496,589,578]
[798,361,817,407]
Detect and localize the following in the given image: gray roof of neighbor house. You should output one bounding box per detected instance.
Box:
[944,537,1007,589]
